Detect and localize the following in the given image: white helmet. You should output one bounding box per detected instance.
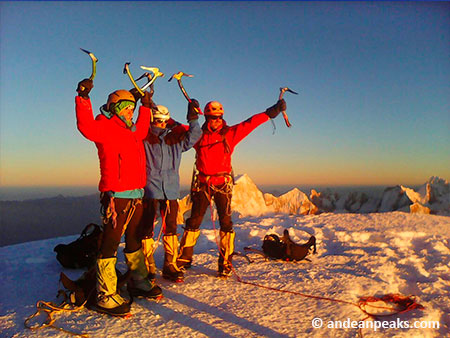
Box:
[152,105,170,121]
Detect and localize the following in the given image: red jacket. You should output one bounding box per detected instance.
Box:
[194,112,269,184]
[75,96,151,192]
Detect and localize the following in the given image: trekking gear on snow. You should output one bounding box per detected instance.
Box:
[79,48,98,81]
[265,99,286,119]
[163,235,184,282]
[261,234,286,260]
[218,230,235,277]
[54,223,102,269]
[76,78,93,99]
[95,257,131,316]
[168,71,203,115]
[259,229,316,261]
[177,229,201,269]
[282,229,316,261]
[278,87,298,127]
[24,266,131,336]
[187,98,200,121]
[204,101,224,116]
[141,237,157,281]
[124,249,163,299]
[60,266,131,308]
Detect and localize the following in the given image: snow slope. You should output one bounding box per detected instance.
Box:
[1,211,449,337]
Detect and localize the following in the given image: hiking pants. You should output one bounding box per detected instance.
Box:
[99,198,143,258]
[186,183,233,232]
[142,198,179,237]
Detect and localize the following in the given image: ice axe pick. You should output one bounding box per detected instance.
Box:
[168,71,203,115]
[279,87,298,128]
[140,66,164,91]
[79,48,98,91]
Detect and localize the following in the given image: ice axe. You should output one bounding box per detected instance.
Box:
[123,62,145,97]
[278,87,298,128]
[139,66,164,91]
[79,48,98,91]
[123,63,164,97]
[168,71,203,115]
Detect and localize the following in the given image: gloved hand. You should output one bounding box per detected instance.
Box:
[141,90,155,109]
[265,99,286,119]
[76,79,93,99]
[129,88,143,102]
[187,98,200,121]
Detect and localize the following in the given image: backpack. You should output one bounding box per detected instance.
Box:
[262,230,317,261]
[54,223,103,269]
[262,234,287,260]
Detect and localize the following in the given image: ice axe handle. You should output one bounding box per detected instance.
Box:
[80,48,98,82]
[124,63,144,96]
[177,79,203,115]
[278,90,292,128]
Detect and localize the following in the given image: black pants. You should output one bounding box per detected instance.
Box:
[186,183,233,232]
[142,198,179,237]
[100,198,143,258]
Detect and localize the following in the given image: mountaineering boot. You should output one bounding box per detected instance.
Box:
[177,229,200,269]
[162,235,184,282]
[95,257,130,316]
[218,231,235,278]
[142,237,157,282]
[124,249,162,300]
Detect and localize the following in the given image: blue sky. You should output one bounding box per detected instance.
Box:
[1,1,449,188]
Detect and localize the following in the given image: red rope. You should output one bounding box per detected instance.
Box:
[205,185,424,337]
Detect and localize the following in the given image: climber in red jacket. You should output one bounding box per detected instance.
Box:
[75,79,161,316]
[177,98,286,277]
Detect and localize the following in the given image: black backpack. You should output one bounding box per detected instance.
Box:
[262,230,317,261]
[262,234,287,260]
[54,223,103,269]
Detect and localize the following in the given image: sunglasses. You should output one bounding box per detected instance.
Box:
[153,119,167,124]
[206,116,223,121]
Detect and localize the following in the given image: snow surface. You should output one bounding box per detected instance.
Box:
[1,211,449,337]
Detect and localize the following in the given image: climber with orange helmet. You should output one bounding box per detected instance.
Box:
[75,78,162,316]
[177,97,286,277]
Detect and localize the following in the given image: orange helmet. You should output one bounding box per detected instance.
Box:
[106,90,135,111]
[204,101,224,116]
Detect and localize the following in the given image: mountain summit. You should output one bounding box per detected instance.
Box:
[177,175,449,221]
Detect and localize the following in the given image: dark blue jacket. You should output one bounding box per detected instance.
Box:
[143,119,201,199]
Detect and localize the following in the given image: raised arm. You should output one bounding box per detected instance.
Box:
[182,99,202,151]
[228,99,286,147]
[131,90,153,140]
[75,79,107,142]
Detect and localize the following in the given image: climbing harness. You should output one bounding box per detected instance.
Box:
[24,290,91,337]
[100,193,142,233]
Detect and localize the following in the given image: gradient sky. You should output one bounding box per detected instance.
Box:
[1,1,449,189]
